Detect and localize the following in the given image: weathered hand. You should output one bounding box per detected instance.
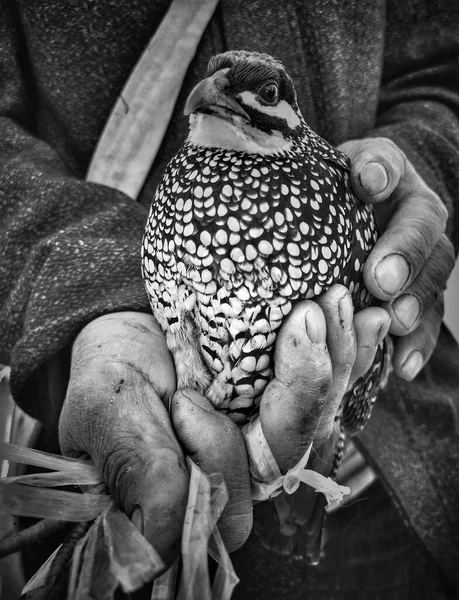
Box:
[259,285,390,472]
[59,312,188,566]
[173,285,390,552]
[59,292,388,562]
[59,311,253,562]
[340,137,455,381]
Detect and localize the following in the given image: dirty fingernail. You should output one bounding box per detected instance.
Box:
[374,254,410,295]
[360,161,389,195]
[131,506,144,535]
[305,307,326,348]
[393,294,421,330]
[338,294,354,331]
[401,350,424,380]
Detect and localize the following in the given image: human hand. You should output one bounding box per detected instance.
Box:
[340,137,455,381]
[59,311,254,563]
[258,284,390,472]
[59,291,388,562]
[59,312,188,566]
[173,285,390,550]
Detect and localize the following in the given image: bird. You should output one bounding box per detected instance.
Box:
[141,49,387,429]
[141,49,393,561]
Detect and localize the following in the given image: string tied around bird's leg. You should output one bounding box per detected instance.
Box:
[242,417,350,510]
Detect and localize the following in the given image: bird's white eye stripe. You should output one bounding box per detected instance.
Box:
[238,91,301,129]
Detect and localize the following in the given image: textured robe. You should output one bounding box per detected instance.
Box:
[1,1,459,597]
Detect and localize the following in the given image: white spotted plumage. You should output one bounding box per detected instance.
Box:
[141,50,379,423]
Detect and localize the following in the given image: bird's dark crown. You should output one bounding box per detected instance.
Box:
[195,50,305,145]
[207,50,299,111]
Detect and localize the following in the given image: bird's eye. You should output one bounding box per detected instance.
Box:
[257,82,279,106]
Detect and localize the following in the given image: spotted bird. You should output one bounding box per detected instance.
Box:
[142,50,389,431]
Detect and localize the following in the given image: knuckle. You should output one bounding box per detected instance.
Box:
[419,309,443,356]
[362,136,400,157]
[408,280,435,316]
[374,137,405,169]
[439,234,456,274]
[390,221,430,269]
[432,293,445,321]
[103,442,185,509]
[100,438,136,502]
[375,137,405,165]
[427,191,449,230]
[438,201,449,230]
[148,448,188,496]
[283,362,332,411]
[411,239,455,305]
[406,273,443,318]
[409,216,436,256]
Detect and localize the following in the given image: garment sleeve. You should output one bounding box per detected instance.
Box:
[370,1,459,252]
[358,2,459,588]
[0,5,151,422]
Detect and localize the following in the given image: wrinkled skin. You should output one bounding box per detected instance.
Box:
[59,137,454,563]
[340,137,454,380]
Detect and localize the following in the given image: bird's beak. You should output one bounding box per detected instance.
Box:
[184,69,249,121]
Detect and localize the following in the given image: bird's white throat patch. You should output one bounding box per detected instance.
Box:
[188,113,293,155]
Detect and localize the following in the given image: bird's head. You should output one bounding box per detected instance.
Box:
[184,51,307,155]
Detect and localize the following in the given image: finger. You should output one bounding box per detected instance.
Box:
[348,307,391,388]
[59,313,187,565]
[339,137,405,204]
[314,285,357,442]
[339,138,450,303]
[170,389,252,552]
[385,235,455,335]
[363,186,449,301]
[260,301,332,472]
[392,295,444,381]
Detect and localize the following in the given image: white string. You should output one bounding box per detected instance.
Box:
[242,417,350,505]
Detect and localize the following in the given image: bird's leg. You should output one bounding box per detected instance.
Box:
[166,313,212,394]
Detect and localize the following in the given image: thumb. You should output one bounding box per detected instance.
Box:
[59,313,189,566]
[339,137,405,204]
[260,301,333,472]
[60,374,189,566]
[171,389,253,552]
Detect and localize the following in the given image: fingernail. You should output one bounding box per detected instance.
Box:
[374,254,410,295]
[401,350,424,380]
[376,316,391,345]
[359,162,389,195]
[338,294,353,331]
[393,294,421,330]
[131,506,144,535]
[305,307,326,348]
[181,389,214,412]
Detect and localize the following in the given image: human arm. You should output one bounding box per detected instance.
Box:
[0,1,153,423]
[334,5,459,585]
[337,1,459,381]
